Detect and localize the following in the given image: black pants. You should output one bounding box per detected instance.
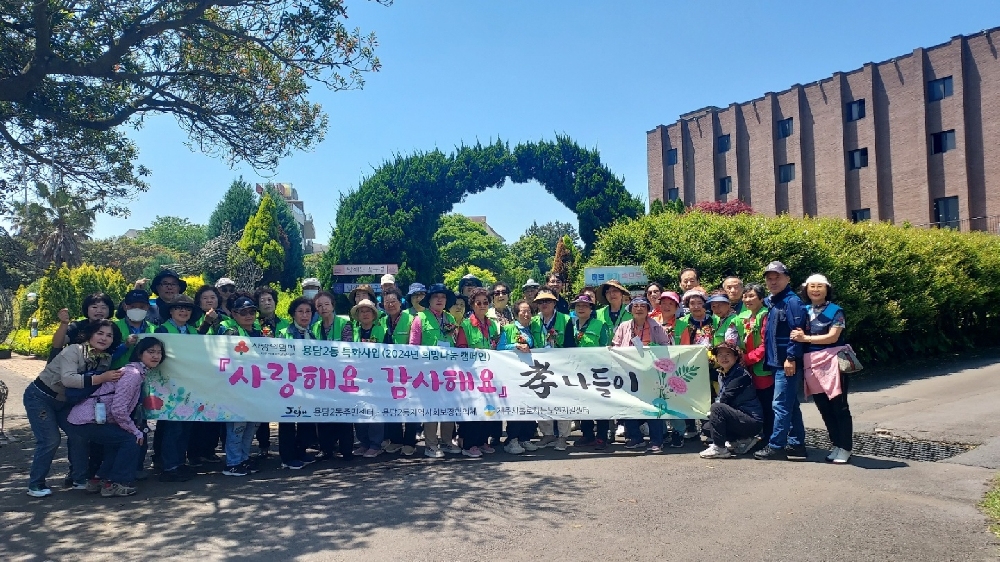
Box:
[580,420,611,442]
[188,422,223,459]
[458,421,486,448]
[402,423,421,447]
[756,385,776,444]
[384,423,404,444]
[278,422,309,463]
[505,421,537,443]
[317,423,354,458]
[702,403,762,446]
[813,373,853,451]
[485,421,502,445]
[255,422,271,452]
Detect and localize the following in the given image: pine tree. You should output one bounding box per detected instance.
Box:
[208,178,257,238]
[264,184,305,291]
[550,236,571,285]
[238,194,285,284]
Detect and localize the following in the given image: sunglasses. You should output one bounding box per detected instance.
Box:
[219,286,235,293]
[234,308,256,316]
[493,290,509,296]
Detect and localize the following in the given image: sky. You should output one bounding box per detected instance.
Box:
[91,0,998,244]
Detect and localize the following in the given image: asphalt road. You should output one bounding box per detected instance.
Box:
[0,354,998,562]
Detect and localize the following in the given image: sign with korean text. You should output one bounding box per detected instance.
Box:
[332,264,399,276]
[331,283,383,295]
[144,335,711,423]
[584,266,649,287]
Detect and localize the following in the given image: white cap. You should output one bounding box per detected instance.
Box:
[381,274,396,285]
[301,277,321,288]
[215,277,236,288]
[803,273,831,287]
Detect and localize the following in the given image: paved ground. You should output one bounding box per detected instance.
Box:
[0,353,998,562]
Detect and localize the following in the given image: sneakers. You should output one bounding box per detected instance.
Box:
[625,439,646,449]
[786,445,808,461]
[301,453,317,465]
[245,458,262,474]
[424,446,445,459]
[576,437,597,447]
[352,446,366,456]
[442,444,462,455]
[615,425,626,437]
[382,441,403,454]
[733,436,761,455]
[26,485,52,498]
[159,469,193,482]
[201,453,223,464]
[594,439,607,451]
[683,430,699,439]
[223,464,249,477]
[101,482,137,497]
[401,445,416,456]
[363,448,382,458]
[826,447,841,462]
[648,444,663,453]
[520,440,539,452]
[281,460,305,470]
[504,439,525,455]
[537,435,557,448]
[700,444,733,459]
[553,437,568,451]
[85,478,104,493]
[462,446,482,458]
[669,433,685,448]
[481,444,496,454]
[832,448,852,464]
[71,481,89,490]
[753,445,787,460]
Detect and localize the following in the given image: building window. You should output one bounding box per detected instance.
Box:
[928,76,954,102]
[848,148,869,170]
[931,130,956,154]
[778,163,795,183]
[717,134,731,153]
[719,177,732,195]
[667,187,679,201]
[851,208,871,223]
[846,99,866,122]
[666,148,677,166]
[778,117,793,139]
[934,196,960,229]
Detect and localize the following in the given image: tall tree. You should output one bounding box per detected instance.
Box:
[433,214,508,277]
[81,236,180,284]
[0,1,387,216]
[550,235,571,283]
[523,221,581,256]
[10,181,96,267]
[208,179,258,238]
[135,216,208,255]
[264,184,305,290]
[238,194,285,284]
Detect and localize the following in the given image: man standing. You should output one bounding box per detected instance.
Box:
[379,274,401,308]
[722,276,744,315]
[546,273,571,315]
[140,270,187,325]
[754,261,808,461]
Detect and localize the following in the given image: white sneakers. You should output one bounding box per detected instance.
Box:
[536,435,557,448]
[424,446,445,458]
[520,440,539,452]
[828,447,852,464]
[553,437,568,451]
[699,443,733,459]
[504,439,525,454]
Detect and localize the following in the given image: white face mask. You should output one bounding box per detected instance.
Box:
[126,308,148,322]
[303,289,319,300]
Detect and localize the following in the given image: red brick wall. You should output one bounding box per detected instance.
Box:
[803,77,846,219]
[926,38,969,226]
[964,29,1000,225]
[646,126,665,204]
[844,65,879,219]
[743,96,776,215]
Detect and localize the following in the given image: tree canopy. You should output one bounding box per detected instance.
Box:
[433,214,508,277]
[135,216,207,255]
[208,178,258,238]
[0,0,386,215]
[238,193,284,284]
[264,184,306,290]
[524,221,580,255]
[9,181,96,267]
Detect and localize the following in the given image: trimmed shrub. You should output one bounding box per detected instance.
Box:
[37,265,77,326]
[9,328,54,357]
[586,211,1000,366]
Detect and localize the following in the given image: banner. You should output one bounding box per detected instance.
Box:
[144,334,711,423]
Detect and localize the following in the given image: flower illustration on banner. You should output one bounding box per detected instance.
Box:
[667,376,687,395]
[643,353,698,418]
[234,341,250,355]
[653,357,677,374]
[144,395,164,411]
[144,367,240,422]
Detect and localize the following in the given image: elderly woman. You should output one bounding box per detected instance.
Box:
[792,274,853,464]
[738,284,774,443]
[699,339,763,459]
[214,295,263,476]
[487,282,515,328]
[497,300,541,454]
[675,288,716,346]
[571,293,613,449]
[309,291,355,462]
[455,288,501,457]
[255,286,289,337]
[346,299,388,458]
[531,289,577,450]
[595,280,632,334]
[449,294,469,324]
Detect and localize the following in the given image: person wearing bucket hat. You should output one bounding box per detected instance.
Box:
[143,269,187,325]
[405,283,427,316]
[348,284,378,307]
[347,299,389,458]
[700,337,763,459]
[457,274,483,299]
[595,279,633,333]
[109,290,154,370]
[153,295,199,335]
[570,293,613,450]
[611,295,672,452]
[150,294,199,482]
[754,260,808,462]
[407,283,461,458]
[301,278,321,300]
[521,278,541,313]
[530,289,577,450]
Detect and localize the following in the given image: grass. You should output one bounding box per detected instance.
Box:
[982,476,1000,539]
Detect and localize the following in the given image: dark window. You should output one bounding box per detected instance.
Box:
[666,148,678,166]
[846,99,866,122]
[778,163,795,183]
[931,130,956,154]
[848,148,869,170]
[934,196,960,229]
[851,208,871,223]
[778,117,794,139]
[667,187,679,201]
[719,177,732,195]
[928,76,954,102]
[717,134,731,153]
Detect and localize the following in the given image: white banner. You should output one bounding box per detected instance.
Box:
[143,334,711,423]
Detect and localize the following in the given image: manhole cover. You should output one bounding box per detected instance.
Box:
[805,428,976,462]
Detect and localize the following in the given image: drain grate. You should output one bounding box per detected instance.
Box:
[804,428,977,462]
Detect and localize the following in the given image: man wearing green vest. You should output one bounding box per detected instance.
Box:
[595,279,632,334]
[531,289,576,450]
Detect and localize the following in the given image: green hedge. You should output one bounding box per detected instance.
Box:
[9,328,54,358]
[585,211,1000,366]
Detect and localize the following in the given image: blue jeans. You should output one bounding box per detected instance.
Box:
[624,419,665,446]
[768,369,805,449]
[23,383,73,489]
[67,423,140,484]
[225,422,259,466]
[355,423,385,450]
[160,421,192,472]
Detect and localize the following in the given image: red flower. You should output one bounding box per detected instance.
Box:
[197,405,205,412]
[144,395,164,411]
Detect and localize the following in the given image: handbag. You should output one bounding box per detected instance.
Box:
[837,345,864,374]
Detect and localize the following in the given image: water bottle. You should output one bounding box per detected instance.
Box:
[94,402,106,424]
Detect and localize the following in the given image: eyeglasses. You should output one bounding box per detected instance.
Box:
[493,290,509,296]
[219,286,235,293]
[473,300,490,306]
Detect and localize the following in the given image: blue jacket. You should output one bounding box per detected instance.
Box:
[763,285,806,371]
[717,363,762,422]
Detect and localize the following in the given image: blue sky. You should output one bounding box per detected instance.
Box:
[94,0,998,244]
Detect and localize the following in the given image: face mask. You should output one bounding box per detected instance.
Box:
[126,308,148,322]
[303,289,318,300]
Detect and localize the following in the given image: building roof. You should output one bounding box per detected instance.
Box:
[464,215,505,243]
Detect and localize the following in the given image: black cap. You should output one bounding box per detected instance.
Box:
[231,296,257,311]
[123,289,151,305]
[764,261,790,275]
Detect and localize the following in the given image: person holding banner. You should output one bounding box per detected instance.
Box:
[255,287,290,338]
[571,293,614,450]
[110,289,154,369]
[310,291,356,462]
[531,289,576,450]
[455,288,501,457]
[152,295,201,481]
[595,280,632,335]
[213,296,264,475]
[699,338,763,459]
[497,300,541,455]
[612,296,672,452]
[346,299,388,458]
[380,288,416,455]
[409,284,462,458]
[275,297,319,469]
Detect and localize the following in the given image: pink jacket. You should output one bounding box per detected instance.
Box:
[68,362,146,439]
[612,319,673,347]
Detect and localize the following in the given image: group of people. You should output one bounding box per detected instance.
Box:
[22,261,855,499]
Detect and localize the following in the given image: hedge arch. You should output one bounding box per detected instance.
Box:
[322,136,643,285]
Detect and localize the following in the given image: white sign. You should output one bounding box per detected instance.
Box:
[332,264,400,276]
[584,266,649,287]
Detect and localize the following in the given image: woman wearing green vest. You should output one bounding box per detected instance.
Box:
[345,299,387,459]
[110,289,154,369]
[497,300,541,454]
[531,289,576,450]
[152,294,199,482]
[187,285,228,468]
[707,292,744,347]
[570,293,614,450]
[738,284,774,443]
[216,295,264,337]
[274,297,318,469]
[595,280,632,335]
[310,291,355,462]
[380,288,416,455]
[408,283,461,459]
[455,288,500,458]
[311,291,350,341]
[254,286,290,338]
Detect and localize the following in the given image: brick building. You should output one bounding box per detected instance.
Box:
[647,28,1000,231]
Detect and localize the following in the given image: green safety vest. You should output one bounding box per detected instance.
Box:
[311,315,349,341]
[530,312,571,348]
[353,322,387,343]
[155,321,191,335]
[417,310,457,346]
[259,316,290,337]
[501,322,533,349]
[737,307,769,377]
[573,316,607,348]
[675,314,720,346]
[384,310,414,345]
[714,313,744,347]
[595,305,632,333]
[111,318,153,369]
[461,316,499,350]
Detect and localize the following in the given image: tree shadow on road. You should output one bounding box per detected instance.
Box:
[850,347,1000,394]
